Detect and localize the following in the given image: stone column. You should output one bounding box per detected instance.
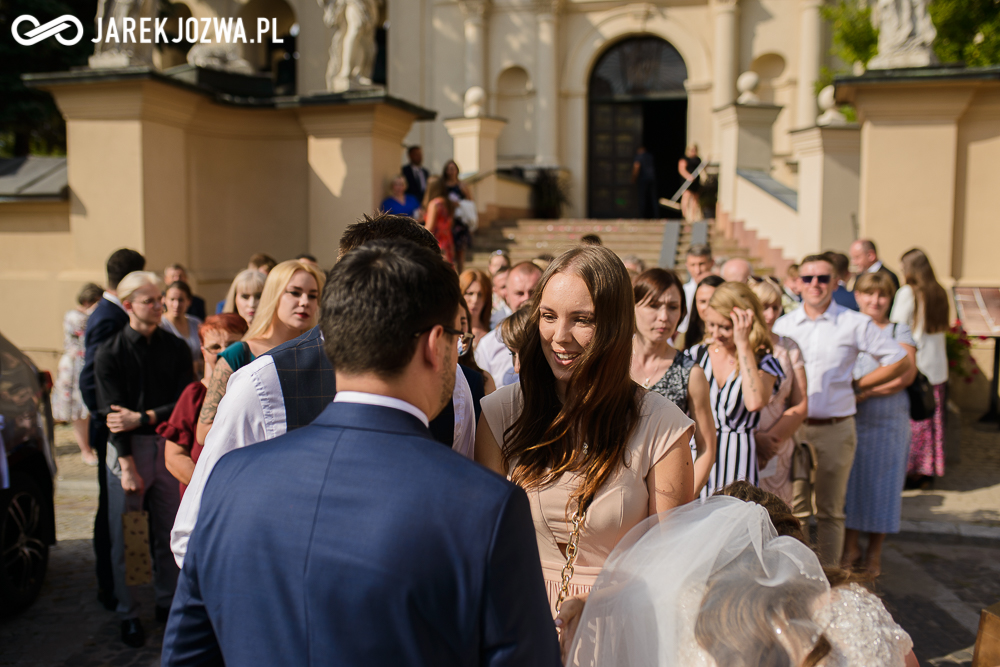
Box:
[796,0,823,128]
[711,0,739,161]
[460,0,488,98]
[535,0,559,166]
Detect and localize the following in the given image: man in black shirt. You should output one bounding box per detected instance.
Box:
[95,271,193,648]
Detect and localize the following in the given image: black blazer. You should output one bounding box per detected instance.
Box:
[403,163,429,201]
[80,296,129,413]
[876,264,901,290]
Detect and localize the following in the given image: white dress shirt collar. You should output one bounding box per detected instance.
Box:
[867,260,883,274]
[103,291,124,311]
[334,391,429,427]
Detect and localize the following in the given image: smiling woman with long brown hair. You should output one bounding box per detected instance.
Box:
[474,245,695,629]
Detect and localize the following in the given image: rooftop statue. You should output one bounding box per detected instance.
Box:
[868,0,938,69]
[318,0,385,92]
[89,0,155,68]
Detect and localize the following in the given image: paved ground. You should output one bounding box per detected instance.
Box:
[1,417,998,666]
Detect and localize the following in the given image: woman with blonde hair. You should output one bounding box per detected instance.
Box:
[196,260,325,445]
[748,278,808,505]
[459,269,493,347]
[221,269,267,326]
[891,248,950,486]
[475,245,696,621]
[687,281,784,496]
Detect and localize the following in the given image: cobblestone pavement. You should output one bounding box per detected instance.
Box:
[1,422,998,665]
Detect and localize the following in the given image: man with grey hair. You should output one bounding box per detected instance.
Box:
[95,271,193,647]
[678,244,714,333]
[720,257,753,283]
[849,239,899,290]
[622,254,646,281]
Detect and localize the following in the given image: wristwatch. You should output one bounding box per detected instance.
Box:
[139,412,150,427]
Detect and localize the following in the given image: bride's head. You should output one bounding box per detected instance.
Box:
[503,245,640,513]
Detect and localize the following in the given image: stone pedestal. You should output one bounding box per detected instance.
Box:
[717,103,782,213]
[443,115,507,221]
[790,125,861,259]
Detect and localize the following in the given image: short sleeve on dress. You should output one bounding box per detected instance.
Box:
[640,392,696,469]
[892,323,916,348]
[782,337,805,370]
[218,341,253,373]
[818,584,913,667]
[758,352,785,394]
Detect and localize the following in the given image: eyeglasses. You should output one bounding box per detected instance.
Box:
[414,325,475,356]
[800,274,832,284]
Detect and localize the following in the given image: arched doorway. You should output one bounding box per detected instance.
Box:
[588,36,688,219]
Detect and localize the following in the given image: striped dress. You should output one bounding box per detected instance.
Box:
[687,345,784,497]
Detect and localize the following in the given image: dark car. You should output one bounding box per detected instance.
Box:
[0,330,56,613]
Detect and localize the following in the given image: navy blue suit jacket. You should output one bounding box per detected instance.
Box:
[832,284,859,311]
[80,297,129,413]
[162,401,560,667]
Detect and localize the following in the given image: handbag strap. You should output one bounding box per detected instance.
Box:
[555,507,587,613]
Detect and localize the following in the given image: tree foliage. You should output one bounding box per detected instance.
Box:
[821,0,879,67]
[0,0,98,156]
[930,0,1000,67]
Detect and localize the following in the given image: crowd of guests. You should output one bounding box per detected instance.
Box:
[52,212,950,665]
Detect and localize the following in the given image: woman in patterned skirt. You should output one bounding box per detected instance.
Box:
[630,268,716,495]
[891,248,950,488]
[845,272,917,575]
[687,282,783,496]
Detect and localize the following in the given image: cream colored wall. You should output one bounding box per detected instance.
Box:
[954,88,1000,287]
[734,175,802,259]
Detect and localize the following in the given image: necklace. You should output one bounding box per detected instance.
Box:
[640,357,673,389]
[712,346,737,366]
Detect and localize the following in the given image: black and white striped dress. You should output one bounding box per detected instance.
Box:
[687,344,784,498]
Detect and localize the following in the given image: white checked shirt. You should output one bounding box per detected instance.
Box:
[170,358,475,567]
[772,301,906,419]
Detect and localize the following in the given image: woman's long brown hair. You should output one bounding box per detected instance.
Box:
[901,248,949,334]
[502,246,641,514]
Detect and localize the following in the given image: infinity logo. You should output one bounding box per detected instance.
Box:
[11,15,84,46]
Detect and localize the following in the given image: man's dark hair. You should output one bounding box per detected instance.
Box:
[801,254,835,270]
[296,253,318,263]
[580,234,602,246]
[323,239,461,377]
[687,244,713,259]
[822,251,851,278]
[248,253,277,272]
[106,248,145,289]
[407,145,421,155]
[338,212,439,258]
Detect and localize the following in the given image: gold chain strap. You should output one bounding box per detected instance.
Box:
[554,507,587,614]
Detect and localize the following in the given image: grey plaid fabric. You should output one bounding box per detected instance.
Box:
[264,326,337,432]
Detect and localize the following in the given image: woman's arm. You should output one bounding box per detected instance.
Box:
[678,158,692,180]
[760,364,808,446]
[861,343,917,399]
[482,370,496,395]
[164,440,195,486]
[686,366,717,495]
[732,308,776,412]
[424,199,439,234]
[459,183,473,201]
[195,357,233,446]
[647,422,697,515]
[473,412,506,475]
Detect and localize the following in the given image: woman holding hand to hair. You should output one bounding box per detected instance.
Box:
[687,282,784,497]
[196,260,325,445]
[631,268,717,495]
[475,246,696,644]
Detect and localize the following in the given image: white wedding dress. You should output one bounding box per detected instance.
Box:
[567,497,913,666]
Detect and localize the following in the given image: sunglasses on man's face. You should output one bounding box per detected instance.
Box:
[800,274,832,284]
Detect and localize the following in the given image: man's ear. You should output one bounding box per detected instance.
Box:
[422,324,445,371]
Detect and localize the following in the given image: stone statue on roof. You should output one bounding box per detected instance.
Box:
[89,0,155,68]
[317,0,385,92]
[868,0,939,69]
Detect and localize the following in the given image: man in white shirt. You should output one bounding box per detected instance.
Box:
[171,215,476,567]
[773,253,911,566]
[475,261,542,384]
[678,244,713,334]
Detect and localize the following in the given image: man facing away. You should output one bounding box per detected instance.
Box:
[474,261,542,385]
[80,247,146,611]
[773,254,910,566]
[678,244,714,334]
[162,239,560,666]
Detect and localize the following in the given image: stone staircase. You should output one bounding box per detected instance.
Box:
[467,218,778,279]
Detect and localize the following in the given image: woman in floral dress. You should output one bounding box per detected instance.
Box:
[53,283,103,465]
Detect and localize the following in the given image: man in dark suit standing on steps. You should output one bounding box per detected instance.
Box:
[402,145,429,202]
[850,239,900,290]
[163,239,559,666]
[79,247,146,610]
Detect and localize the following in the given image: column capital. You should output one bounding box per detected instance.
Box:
[535,0,563,18]
[459,0,489,22]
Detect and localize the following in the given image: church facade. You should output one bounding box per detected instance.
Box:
[387,0,833,217]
